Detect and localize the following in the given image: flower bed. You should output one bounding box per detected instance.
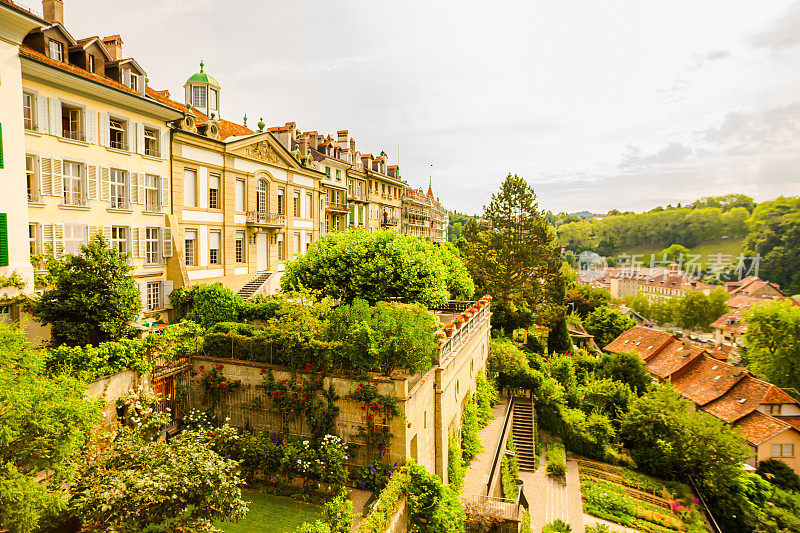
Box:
[580,476,683,533]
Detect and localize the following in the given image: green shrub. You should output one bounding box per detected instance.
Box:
[461,397,483,462]
[46,337,150,381]
[323,489,353,533]
[757,458,800,491]
[500,456,517,500]
[475,371,499,426]
[520,510,533,533]
[546,441,566,477]
[543,519,572,533]
[448,431,465,490]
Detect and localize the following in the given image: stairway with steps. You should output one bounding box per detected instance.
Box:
[511,396,536,471]
[236,272,273,301]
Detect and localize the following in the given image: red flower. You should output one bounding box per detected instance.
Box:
[216,365,223,370]
[360,405,366,410]
[260,368,266,375]
[199,365,205,370]
[407,423,412,428]
[305,363,313,372]
[367,415,373,420]
[373,382,378,386]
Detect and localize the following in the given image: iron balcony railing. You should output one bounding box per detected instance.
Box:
[246,211,286,226]
[380,217,399,226]
[62,129,86,141]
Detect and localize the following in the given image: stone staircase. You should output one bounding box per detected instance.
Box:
[511,396,536,472]
[236,272,273,301]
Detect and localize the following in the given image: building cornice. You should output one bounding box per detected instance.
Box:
[0,4,44,45]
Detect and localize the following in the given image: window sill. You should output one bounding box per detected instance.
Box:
[106,147,132,156]
[142,210,166,216]
[107,208,133,214]
[24,129,43,137]
[142,263,166,268]
[142,154,165,162]
[58,136,90,147]
[59,204,90,211]
[28,202,46,208]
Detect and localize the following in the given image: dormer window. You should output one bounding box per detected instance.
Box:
[49,39,63,61]
[192,86,206,107]
[209,88,218,109]
[129,73,138,92]
[86,54,94,73]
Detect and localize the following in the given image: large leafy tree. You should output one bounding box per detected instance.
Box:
[743,300,800,391]
[744,196,800,295]
[564,284,614,318]
[673,287,729,332]
[0,324,100,532]
[35,234,140,346]
[281,229,474,307]
[583,305,637,347]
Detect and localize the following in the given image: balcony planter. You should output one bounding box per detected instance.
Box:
[454,317,465,329]
[444,325,455,337]
[434,331,446,343]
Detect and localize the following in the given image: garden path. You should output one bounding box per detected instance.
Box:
[460,399,509,497]
[347,487,373,532]
[522,445,585,532]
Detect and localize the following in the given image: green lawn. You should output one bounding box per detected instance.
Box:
[215,491,324,533]
[616,238,745,266]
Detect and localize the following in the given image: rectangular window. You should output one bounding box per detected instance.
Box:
[146,281,161,311]
[325,166,331,176]
[235,231,245,263]
[145,175,161,212]
[48,39,63,61]
[277,188,284,214]
[209,174,220,209]
[26,155,38,203]
[111,226,127,255]
[62,105,83,141]
[144,127,160,157]
[22,93,35,131]
[209,88,218,109]
[277,235,284,261]
[293,190,300,217]
[336,169,341,181]
[305,193,312,218]
[109,118,126,150]
[767,405,783,415]
[235,179,245,211]
[145,227,160,264]
[64,223,87,255]
[62,161,84,206]
[772,444,795,458]
[305,233,312,252]
[109,169,127,209]
[294,233,301,254]
[86,54,94,73]
[184,230,196,266]
[129,73,138,92]
[192,86,206,107]
[209,231,220,264]
[184,169,197,207]
[28,223,38,257]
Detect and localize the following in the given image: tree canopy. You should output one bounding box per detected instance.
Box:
[0,324,100,532]
[281,229,474,307]
[583,305,637,347]
[34,234,140,346]
[743,299,800,391]
[744,196,800,295]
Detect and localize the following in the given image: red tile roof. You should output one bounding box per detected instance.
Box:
[702,375,773,423]
[710,310,747,334]
[603,326,674,359]
[777,416,800,433]
[645,339,705,379]
[20,44,143,98]
[734,411,791,445]
[670,355,747,405]
[762,386,798,404]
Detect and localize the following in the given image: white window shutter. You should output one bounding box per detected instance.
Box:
[101,167,110,201]
[160,129,168,158]
[132,227,139,258]
[122,69,131,88]
[42,224,53,256]
[99,113,109,147]
[138,282,147,312]
[130,173,139,204]
[103,225,112,241]
[137,75,146,95]
[49,98,60,136]
[162,280,174,308]
[37,96,49,135]
[136,123,145,154]
[139,226,146,259]
[162,227,173,257]
[87,165,97,199]
[160,176,169,207]
[54,223,65,258]
[125,172,132,207]
[85,109,96,144]
[125,226,132,262]
[41,158,53,196]
[89,225,98,240]
[137,174,145,206]
[53,160,63,198]
[127,121,135,153]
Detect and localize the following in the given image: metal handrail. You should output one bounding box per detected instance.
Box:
[486,396,514,496]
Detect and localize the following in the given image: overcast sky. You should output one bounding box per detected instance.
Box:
[25,0,800,215]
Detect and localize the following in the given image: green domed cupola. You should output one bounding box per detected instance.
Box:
[184,60,221,118]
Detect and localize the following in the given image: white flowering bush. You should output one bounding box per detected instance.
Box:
[115,386,169,442]
[183,408,214,432]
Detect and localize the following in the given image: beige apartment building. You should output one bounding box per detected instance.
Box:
[148,72,324,298]
[17,1,182,323]
[402,184,449,243]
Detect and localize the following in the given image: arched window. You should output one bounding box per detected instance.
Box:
[256,180,267,213]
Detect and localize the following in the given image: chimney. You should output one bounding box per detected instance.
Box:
[350,137,356,154]
[43,0,64,25]
[285,122,296,141]
[337,130,348,148]
[103,35,124,61]
[299,136,309,158]
[308,133,319,151]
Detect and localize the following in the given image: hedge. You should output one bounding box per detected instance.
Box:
[546,441,566,477]
[357,467,411,533]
